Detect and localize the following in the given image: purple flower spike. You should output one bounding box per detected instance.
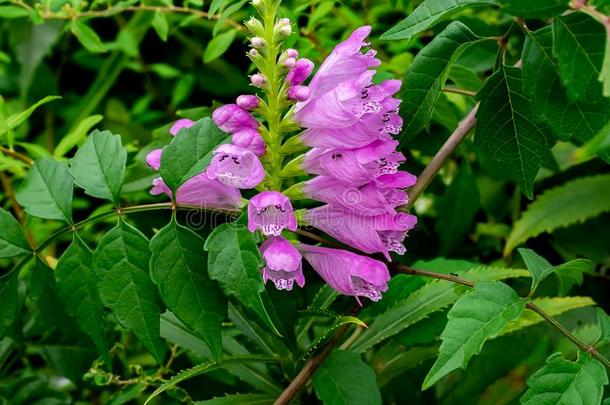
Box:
[213,104,259,133]
[150,173,242,209]
[260,236,305,291]
[232,128,266,156]
[287,58,314,86]
[169,119,194,136]
[248,191,298,236]
[236,94,259,110]
[146,149,162,170]
[297,243,390,304]
[206,144,265,189]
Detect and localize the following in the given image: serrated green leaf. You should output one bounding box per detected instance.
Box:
[400,21,484,137]
[69,129,127,205]
[195,394,275,404]
[553,13,607,101]
[144,355,278,405]
[159,117,229,193]
[204,30,236,63]
[518,248,554,295]
[16,157,74,223]
[596,308,610,346]
[423,282,527,389]
[475,65,554,198]
[350,266,529,353]
[151,10,169,42]
[0,95,60,137]
[500,296,595,335]
[54,114,103,158]
[55,236,110,364]
[150,218,227,361]
[498,0,568,18]
[312,350,381,405]
[204,224,282,336]
[554,259,591,295]
[70,20,107,53]
[521,352,608,405]
[0,208,30,258]
[94,220,166,363]
[505,174,610,254]
[381,0,495,40]
[436,163,480,254]
[0,271,19,338]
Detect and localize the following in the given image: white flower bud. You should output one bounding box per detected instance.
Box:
[251,73,266,87]
[283,57,297,69]
[250,36,266,49]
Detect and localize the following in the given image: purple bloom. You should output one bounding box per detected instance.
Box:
[288,85,310,102]
[212,104,259,133]
[150,173,242,209]
[146,149,163,170]
[297,243,390,304]
[232,128,266,156]
[286,58,314,86]
[248,191,298,236]
[236,94,260,110]
[207,144,265,189]
[170,119,194,136]
[260,236,305,290]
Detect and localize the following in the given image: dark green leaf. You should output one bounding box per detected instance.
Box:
[517,248,554,296]
[0,271,19,338]
[475,65,554,198]
[204,30,236,63]
[400,21,484,137]
[204,224,282,336]
[312,350,381,405]
[596,308,610,346]
[16,157,74,223]
[94,220,166,363]
[70,20,107,53]
[436,163,480,254]
[0,208,30,258]
[381,0,495,40]
[195,394,275,404]
[554,259,591,295]
[423,282,527,389]
[553,13,607,101]
[0,95,61,137]
[522,352,608,405]
[150,218,227,361]
[159,117,229,193]
[69,129,127,205]
[498,0,569,18]
[55,236,110,364]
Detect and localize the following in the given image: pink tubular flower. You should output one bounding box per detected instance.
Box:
[170,119,194,136]
[236,94,259,110]
[260,236,305,290]
[297,243,390,304]
[150,173,242,209]
[248,191,298,236]
[212,104,259,133]
[304,205,417,260]
[286,58,314,86]
[146,149,163,170]
[206,144,265,189]
[288,85,310,102]
[232,128,266,156]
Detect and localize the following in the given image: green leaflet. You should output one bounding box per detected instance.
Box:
[149,218,227,361]
[498,0,569,18]
[521,352,608,405]
[312,350,382,405]
[518,248,555,295]
[151,10,169,42]
[69,129,127,205]
[0,208,30,258]
[596,308,610,347]
[54,114,103,158]
[204,30,236,63]
[159,117,229,193]
[93,220,166,363]
[475,65,554,199]
[70,20,106,53]
[16,157,74,223]
[422,282,527,389]
[505,174,610,254]
[204,224,283,337]
[381,0,495,40]
[55,235,110,364]
[195,394,275,404]
[0,271,19,338]
[399,21,485,138]
[0,95,60,138]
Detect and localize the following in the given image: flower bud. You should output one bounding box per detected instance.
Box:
[248,48,259,57]
[285,48,298,59]
[278,18,290,26]
[251,73,266,87]
[288,85,310,101]
[278,24,291,37]
[252,0,261,5]
[236,94,259,110]
[283,57,297,69]
[245,17,264,36]
[250,36,266,49]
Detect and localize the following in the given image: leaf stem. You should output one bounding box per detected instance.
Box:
[0,145,33,165]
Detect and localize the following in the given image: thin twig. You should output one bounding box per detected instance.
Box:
[0,146,34,165]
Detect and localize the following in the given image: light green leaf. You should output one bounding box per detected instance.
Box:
[151,10,169,41]
[350,266,529,353]
[204,224,283,336]
[16,157,74,223]
[54,114,103,158]
[312,350,381,405]
[400,21,484,137]
[521,352,608,405]
[475,65,554,198]
[600,31,610,97]
[69,129,127,205]
[195,394,275,405]
[208,0,226,16]
[0,271,19,338]
[204,30,236,63]
[0,5,30,18]
[381,0,495,40]
[505,174,610,254]
[553,13,607,101]
[150,218,227,361]
[93,220,166,363]
[518,248,554,295]
[422,282,527,389]
[159,117,229,192]
[70,20,107,53]
[55,236,110,364]
[0,208,30,258]
[596,308,610,346]
[144,355,278,405]
[498,0,569,18]
[576,121,610,160]
[0,95,61,137]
